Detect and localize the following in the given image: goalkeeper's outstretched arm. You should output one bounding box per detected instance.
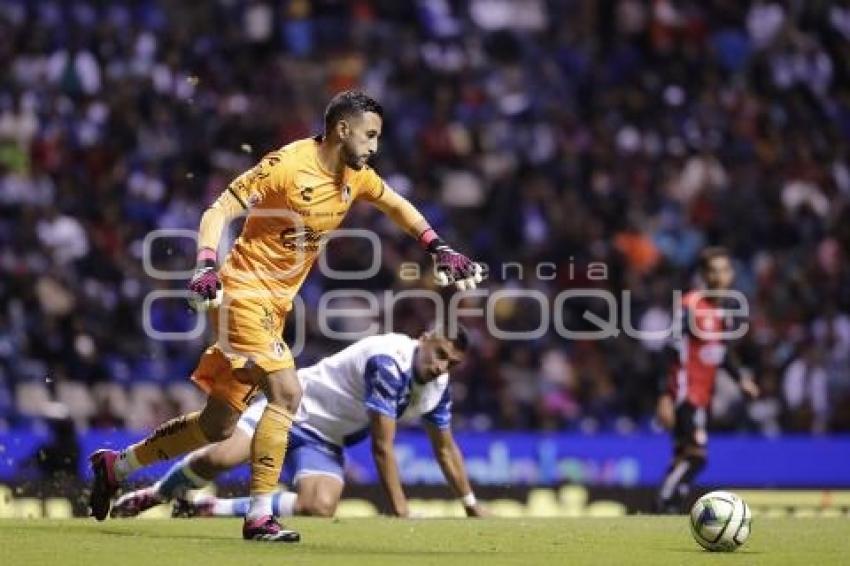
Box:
[366,183,484,291]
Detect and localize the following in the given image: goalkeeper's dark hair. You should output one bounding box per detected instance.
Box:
[324,90,384,133]
[427,322,471,353]
[698,246,731,273]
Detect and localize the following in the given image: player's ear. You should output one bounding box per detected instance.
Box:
[337,119,350,140]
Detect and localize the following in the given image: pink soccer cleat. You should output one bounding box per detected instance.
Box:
[88,449,120,521]
[242,515,300,542]
[111,487,165,518]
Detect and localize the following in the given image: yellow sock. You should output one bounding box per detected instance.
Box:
[130,411,210,467]
[250,403,293,495]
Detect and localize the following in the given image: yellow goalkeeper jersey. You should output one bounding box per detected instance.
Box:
[220,137,390,302]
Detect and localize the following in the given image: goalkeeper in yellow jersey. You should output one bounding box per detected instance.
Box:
[88,90,484,542]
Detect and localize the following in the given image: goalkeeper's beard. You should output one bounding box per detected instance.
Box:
[341,143,366,170]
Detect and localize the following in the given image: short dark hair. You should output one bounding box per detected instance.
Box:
[698,246,730,272]
[428,322,471,353]
[324,90,383,133]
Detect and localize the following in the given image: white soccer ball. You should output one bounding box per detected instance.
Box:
[187,287,223,312]
[689,491,752,552]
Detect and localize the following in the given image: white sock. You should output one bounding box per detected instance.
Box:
[114,449,141,480]
[246,493,274,520]
[273,492,297,517]
[212,498,240,517]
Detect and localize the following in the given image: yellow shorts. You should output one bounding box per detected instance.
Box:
[190,289,294,412]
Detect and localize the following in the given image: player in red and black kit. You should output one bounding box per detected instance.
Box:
[655,247,759,514]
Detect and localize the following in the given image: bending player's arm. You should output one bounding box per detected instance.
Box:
[358,177,483,291]
[424,424,486,517]
[363,354,411,517]
[369,411,408,517]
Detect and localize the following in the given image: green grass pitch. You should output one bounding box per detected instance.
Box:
[1,517,848,565]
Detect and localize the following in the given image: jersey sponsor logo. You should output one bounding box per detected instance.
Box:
[280,225,326,252]
[299,185,314,202]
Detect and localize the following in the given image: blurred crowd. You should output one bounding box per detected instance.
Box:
[1,0,849,435]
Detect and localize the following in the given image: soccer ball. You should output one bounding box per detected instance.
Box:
[187,286,223,312]
[689,491,752,552]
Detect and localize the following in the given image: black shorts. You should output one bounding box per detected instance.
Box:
[673,402,708,450]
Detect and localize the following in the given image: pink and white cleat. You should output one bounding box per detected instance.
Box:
[89,449,120,521]
[242,516,300,542]
[111,487,165,518]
